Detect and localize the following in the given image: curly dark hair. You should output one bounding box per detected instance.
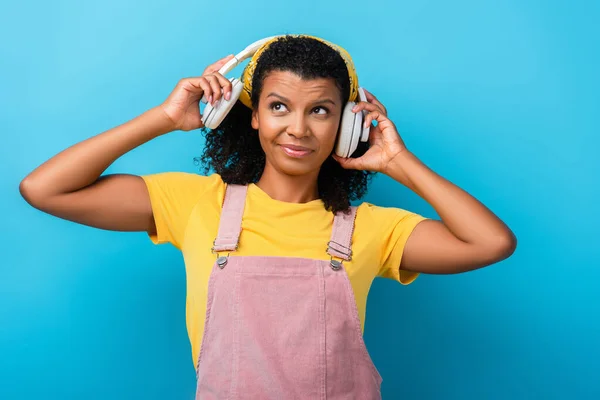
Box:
[197,35,374,213]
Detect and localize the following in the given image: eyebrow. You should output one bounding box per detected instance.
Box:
[266,92,337,106]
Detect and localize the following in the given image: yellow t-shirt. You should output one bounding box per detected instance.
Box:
[141,172,427,368]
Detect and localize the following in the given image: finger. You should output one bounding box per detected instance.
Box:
[204,75,224,104]
[205,54,235,74]
[212,72,234,101]
[206,73,233,103]
[204,54,235,75]
[332,154,362,170]
[363,109,385,129]
[351,101,385,116]
[362,88,388,115]
[187,76,214,103]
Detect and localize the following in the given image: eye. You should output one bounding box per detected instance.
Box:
[269,102,288,112]
[268,102,330,115]
[313,106,329,115]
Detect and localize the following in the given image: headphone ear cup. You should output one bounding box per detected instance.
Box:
[355,87,370,143]
[353,106,365,149]
[201,78,244,129]
[335,101,356,157]
[360,109,369,142]
[335,101,363,157]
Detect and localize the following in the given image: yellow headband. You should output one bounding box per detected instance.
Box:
[239,35,359,109]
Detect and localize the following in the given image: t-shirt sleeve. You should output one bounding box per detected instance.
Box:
[140,172,222,249]
[368,203,429,285]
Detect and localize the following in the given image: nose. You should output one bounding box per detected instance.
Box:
[286,113,309,138]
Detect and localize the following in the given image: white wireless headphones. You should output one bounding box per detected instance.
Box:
[200,36,369,158]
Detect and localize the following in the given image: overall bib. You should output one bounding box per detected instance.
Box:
[195,184,383,399]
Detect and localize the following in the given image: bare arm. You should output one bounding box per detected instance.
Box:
[334,89,517,274]
[19,54,235,233]
[386,151,517,273]
[19,107,173,233]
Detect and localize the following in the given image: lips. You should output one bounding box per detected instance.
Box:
[279,144,313,158]
[280,144,312,151]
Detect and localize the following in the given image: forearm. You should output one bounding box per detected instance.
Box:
[385,150,516,248]
[21,106,174,199]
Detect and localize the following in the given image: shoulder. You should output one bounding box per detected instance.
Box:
[140,172,226,208]
[354,201,428,241]
[141,172,224,194]
[355,201,422,224]
[141,171,223,188]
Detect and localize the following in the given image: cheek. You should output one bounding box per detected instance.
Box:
[256,113,285,138]
[256,118,280,158]
[316,120,341,150]
[256,113,341,151]
[261,117,285,134]
[257,117,280,146]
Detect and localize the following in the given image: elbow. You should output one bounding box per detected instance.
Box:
[19,177,32,202]
[491,231,517,262]
[19,176,43,208]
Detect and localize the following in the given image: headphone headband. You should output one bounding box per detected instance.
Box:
[217,36,278,76]
[218,35,359,109]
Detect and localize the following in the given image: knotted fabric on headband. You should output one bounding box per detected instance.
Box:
[238,34,359,109]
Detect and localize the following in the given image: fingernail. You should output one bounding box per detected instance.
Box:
[225,91,231,101]
[352,105,358,112]
[364,120,369,128]
[208,95,213,104]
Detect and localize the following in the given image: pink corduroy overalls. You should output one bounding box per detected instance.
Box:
[194,184,383,399]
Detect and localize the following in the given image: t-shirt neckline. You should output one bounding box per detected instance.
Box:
[248,183,325,209]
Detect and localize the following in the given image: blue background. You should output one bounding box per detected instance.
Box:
[2,0,598,398]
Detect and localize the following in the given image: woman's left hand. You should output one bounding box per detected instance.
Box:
[332,89,407,174]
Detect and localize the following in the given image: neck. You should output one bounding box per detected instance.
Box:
[256,165,320,203]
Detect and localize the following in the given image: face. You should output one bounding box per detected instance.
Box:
[251,70,344,177]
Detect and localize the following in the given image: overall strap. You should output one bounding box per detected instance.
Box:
[212,184,248,253]
[326,206,358,261]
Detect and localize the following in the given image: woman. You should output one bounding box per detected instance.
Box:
[20,35,516,398]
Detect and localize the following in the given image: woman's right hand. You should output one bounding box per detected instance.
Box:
[160,54,236,131]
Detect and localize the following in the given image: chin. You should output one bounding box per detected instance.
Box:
[276,161,319,176]
[271,153,324,177]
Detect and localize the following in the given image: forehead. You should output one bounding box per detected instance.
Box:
[260,70,340,101]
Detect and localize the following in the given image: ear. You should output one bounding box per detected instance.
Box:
[251,108,259,130]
